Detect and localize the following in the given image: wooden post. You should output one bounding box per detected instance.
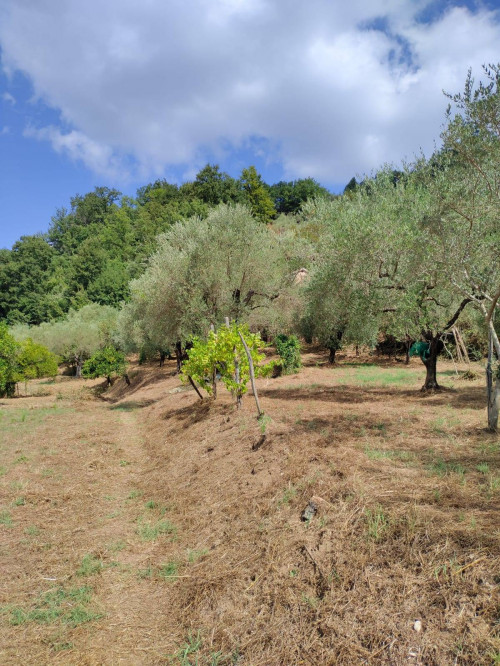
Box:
[238,330,263,418]
[188,375,204,401]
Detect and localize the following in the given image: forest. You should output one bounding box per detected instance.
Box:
[0,65,499,430]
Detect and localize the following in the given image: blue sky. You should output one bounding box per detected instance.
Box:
[1,0,499,250]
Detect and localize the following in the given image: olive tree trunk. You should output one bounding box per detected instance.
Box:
[486,328,499,432]
[421,336,442,391]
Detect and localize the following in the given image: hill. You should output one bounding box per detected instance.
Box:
[0,350,499,664]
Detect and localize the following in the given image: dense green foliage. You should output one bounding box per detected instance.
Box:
[82,347,127,385]
[181,324,265,404]
[0,166,328,325]
[0,324,58,396]
[274,334,302,374]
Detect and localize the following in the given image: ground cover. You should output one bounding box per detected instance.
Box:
[0,350,498,664]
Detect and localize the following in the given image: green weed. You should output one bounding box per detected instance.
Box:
[13,496,25,506]
[76,554,103,577]
[187,548,208,563]
[136,519,177,541]
[365,505,389,541]
[278,483,297,506]
[25,525,40,536]
[0,511,13,527]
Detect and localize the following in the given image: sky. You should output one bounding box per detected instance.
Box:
[0,0,499,250]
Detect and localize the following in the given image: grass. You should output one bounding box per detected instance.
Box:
[365,505,390,542]
[136,518,177,541]
[278,483,297,506]
[428,458,466,478]
[0,510,14,527]
[76,554,104,577]
[1,586,102,627]
[364,447,415,463]
[166,631,239,665]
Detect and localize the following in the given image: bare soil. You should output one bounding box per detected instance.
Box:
[0,349,499,665]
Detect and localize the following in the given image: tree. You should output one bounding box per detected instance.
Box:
[0,325,58,397]
[16,304,119,377]
[121,204,292,368]
[181,323,265,406]
[429,64,500,428]
[239,166,275,224]
[269,178,331,214]
[192,164,241,206]
[0,324,20,397]
[82,347,127,386]
[17,338,58,382]
[0,235,62,325]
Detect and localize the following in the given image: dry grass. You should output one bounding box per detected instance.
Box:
[0,351,499,664]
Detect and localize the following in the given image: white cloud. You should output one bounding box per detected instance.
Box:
[2,91,15,104]
[1,0,499,184]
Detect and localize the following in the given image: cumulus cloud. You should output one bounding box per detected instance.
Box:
[1,0,499,184]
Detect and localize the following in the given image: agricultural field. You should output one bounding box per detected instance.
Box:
[0,349,498,665]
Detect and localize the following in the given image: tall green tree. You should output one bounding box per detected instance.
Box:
[239,166,275,224]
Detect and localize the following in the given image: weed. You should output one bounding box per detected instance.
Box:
[258,413,272,434]
[278,483,297,506]
[119,460,130,467]
[301,593,320,609]
[289,569,298,577]
[136,519,177,541]
[108,540,126,552]
[158,561,179,579]
[13,496,25,506]
[187,548,208,563]
[145,500,157,509]
[365,505,389,542]
[42,468,55,478]
[138,565,154,579]
[476,463,490,474]
[13,454,29,464]
[25,525,40,536]
[77,554,103,577]
[0,466,7,476]
[0,511,13,527]
[127,489,143,499]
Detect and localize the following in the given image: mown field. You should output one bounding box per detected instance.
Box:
[0,350,499,665]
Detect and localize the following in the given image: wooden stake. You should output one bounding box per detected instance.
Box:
[187,375,204,401]
[238,330,262,417]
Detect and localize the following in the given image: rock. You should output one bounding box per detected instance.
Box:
[301,501,318,522]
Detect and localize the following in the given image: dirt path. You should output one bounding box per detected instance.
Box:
[0,379,177,665]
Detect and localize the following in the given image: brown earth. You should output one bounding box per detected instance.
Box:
[0,349,499,665]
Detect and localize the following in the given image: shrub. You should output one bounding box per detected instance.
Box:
[82,347,127,386]
[274,334,301,374]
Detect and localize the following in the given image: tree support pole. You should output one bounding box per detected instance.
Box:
[238,330,263,418]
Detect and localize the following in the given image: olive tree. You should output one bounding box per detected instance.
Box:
[121,204,293,370]
[12,304,118,376]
